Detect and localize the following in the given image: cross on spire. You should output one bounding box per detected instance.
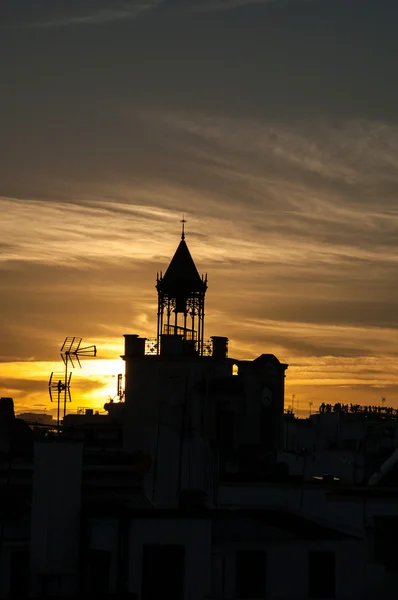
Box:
[181,215,186,240]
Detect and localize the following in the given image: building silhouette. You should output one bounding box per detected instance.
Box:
[1,229,398,598]
[123,228,288,506]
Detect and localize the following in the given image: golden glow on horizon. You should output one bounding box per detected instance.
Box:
[1,118,398,415]
[4,352,398,417]
[4,357,126,414]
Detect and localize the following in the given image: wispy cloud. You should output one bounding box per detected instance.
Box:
[189,0,270,13]
[188,0,317,13]
[158,110,398,187]
[27,1,162,28]
[129,108,398,258]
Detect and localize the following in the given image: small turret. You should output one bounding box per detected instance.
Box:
[156,218,207,355]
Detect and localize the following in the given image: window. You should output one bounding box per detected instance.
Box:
[86,549,111,596]
[9,550,29,596]
[141,544,185,600]
[374,516,398,571]
[308,550,335,598]
[236,550,266,598]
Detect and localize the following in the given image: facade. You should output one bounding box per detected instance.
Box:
[281,403,398,484]
[122,231,288,506]
[82,505,367,600]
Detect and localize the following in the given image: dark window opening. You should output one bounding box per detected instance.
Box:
[236,550,266,598]
[9,550,29,597]
[86,549,111,596]
[374,516,398,571]
[308,550,335,598]
[141,544,185,600]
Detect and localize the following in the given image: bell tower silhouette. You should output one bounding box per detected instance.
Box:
[156,218,207,355]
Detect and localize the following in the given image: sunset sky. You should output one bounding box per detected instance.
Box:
[2,0,398,417]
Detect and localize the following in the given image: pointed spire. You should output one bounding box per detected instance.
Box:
[157,220,207,295]
[159,239,205,294]
[181,214,186,240]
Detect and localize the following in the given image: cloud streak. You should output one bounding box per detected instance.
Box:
[26,1,162,28]
[189,0,271,12]
[188,0,317,13]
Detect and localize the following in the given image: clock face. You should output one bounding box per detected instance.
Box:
[261,386,273,407]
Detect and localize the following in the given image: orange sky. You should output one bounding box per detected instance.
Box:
[2,214,398,417]
[2,0,398,416]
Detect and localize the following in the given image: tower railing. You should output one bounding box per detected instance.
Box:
[144,336,215,357]
[145,339,158,355]
[202,339,213,356]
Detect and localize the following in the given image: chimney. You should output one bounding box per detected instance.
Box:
[124,335,146,358]
[211,336,229,359]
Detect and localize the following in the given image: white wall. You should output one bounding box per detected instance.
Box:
[214,539,366,599]
[128,518,212,600]
[218,483,398,533]
[81,512,394,599]
[123,352,232,506]
[141,424,181,507]
[140,424,211,507]
[217,484,366,534]
[29,443,83,597]
[278,449,365,485]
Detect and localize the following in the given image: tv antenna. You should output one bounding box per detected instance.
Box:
[48,337,97,432]
[48,372,72,431]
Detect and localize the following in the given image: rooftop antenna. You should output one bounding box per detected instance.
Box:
[309,401,313,416]
[60,337,97,419]
[48,371,72,432]
[48,337,97,433]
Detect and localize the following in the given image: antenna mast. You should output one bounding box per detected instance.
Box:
[48,372,72,432]
[48,337,97,433]
[117,373,124,401]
